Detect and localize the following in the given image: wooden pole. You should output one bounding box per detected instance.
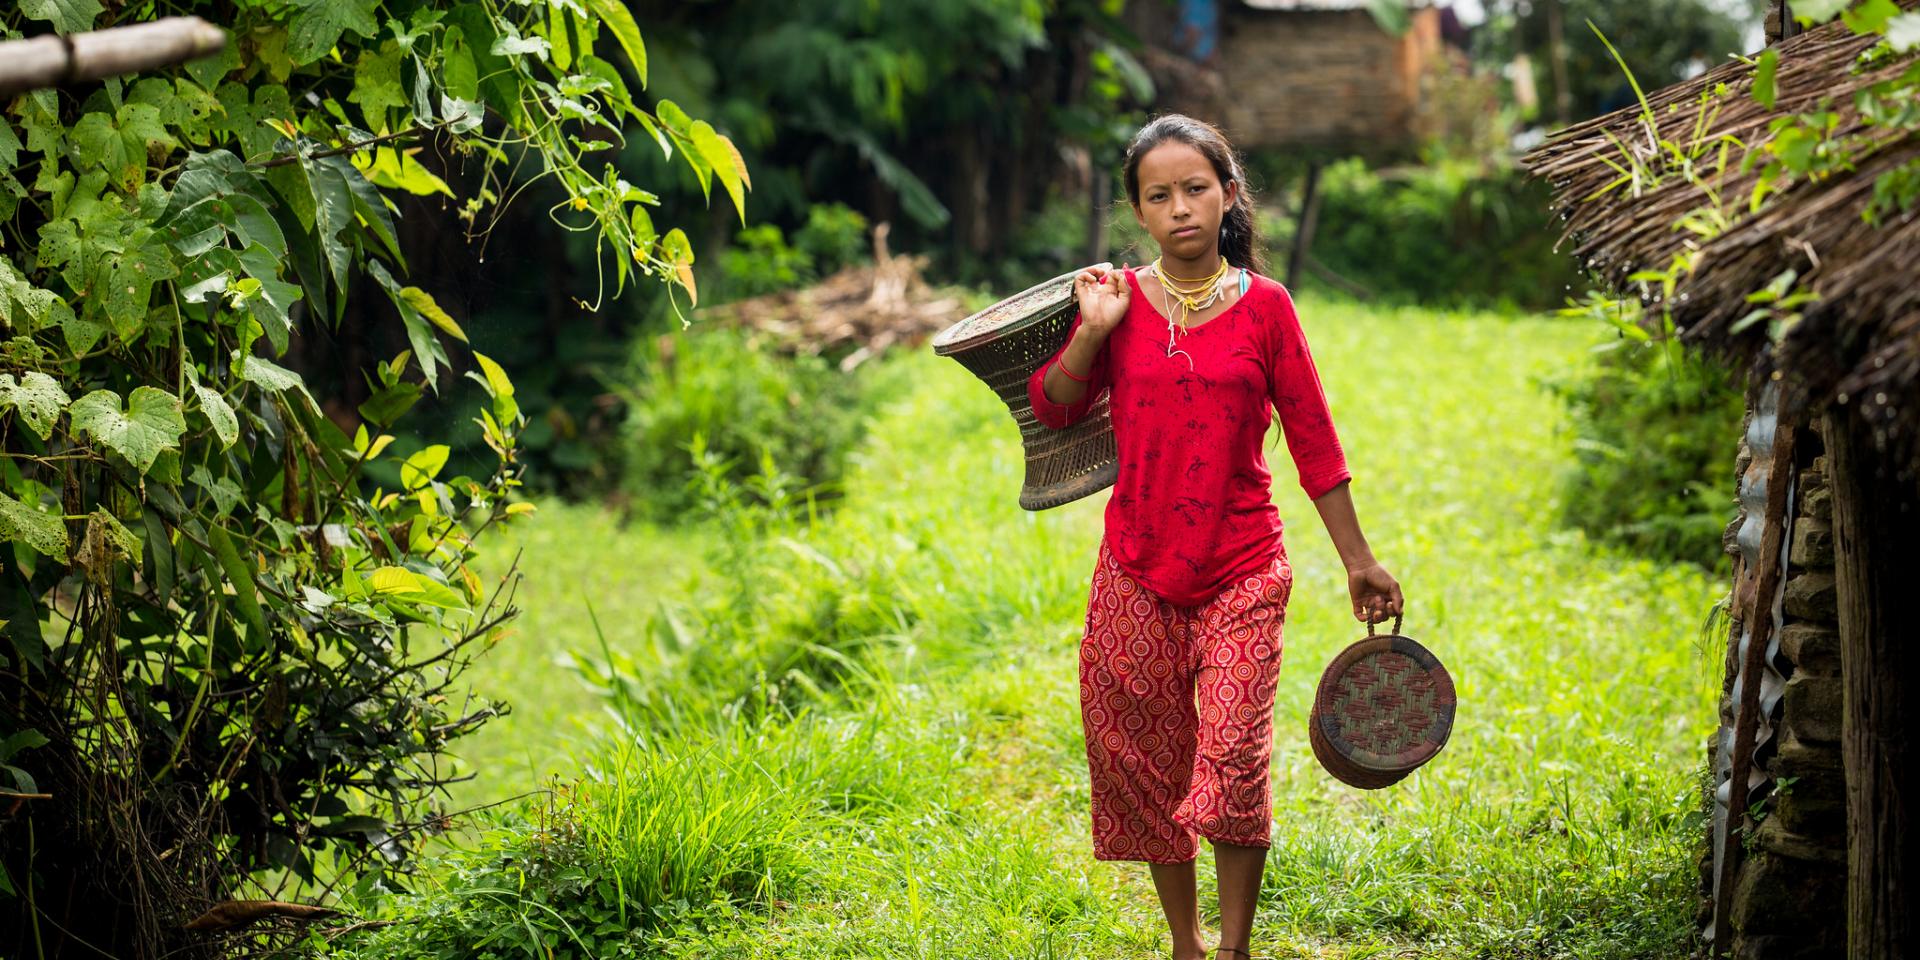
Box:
[0,17,226,97]
[1087,165,1111,266]
[1285,159,1323,290]
[1824,406,1919,959]
[1545,0,1572,126]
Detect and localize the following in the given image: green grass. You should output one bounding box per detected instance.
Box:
[333,294,1725,959]
[446,500,717,804]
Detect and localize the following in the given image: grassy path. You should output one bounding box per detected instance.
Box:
[387,295,1723,959]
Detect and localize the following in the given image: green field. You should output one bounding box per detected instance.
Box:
[334,295,1726,959]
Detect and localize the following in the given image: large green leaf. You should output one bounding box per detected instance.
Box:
[0,259,61,335]
[0,372,72,441]
[467,351,518,425]
[186,368,238,449]
[0,489,68,559]
[72,103,175,192]
[398,444,449,490]
[19,0,102,34]
[300,153,359,304]
[236,242,303,355]
[368,261,448,388]
[583,0,647,88]
[287,0,381,64]
[398,287,466,341]
[690,120,746,223]
[366,565,468,610]
[442,26,480,101]
[69,386,187,475]
[0,119,22,172]
[351,146,453,197]
[233,352,322,414]
[349,41,409,129]
[1752,49,1779,110]
[205,523,268,650]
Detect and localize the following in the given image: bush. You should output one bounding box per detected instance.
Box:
[1252,156,1582,311]
[0,1,734,954]
[1544,332,1746,570]
[615,329,868,524]
[792,202,871,275]
[715,224,816,303]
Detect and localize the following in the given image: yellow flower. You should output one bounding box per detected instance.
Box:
[571,196,589,211]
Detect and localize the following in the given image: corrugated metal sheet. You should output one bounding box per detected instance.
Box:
[1706,377,1796,949]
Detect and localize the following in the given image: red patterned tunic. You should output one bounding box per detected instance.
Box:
[1027,266,1351,606]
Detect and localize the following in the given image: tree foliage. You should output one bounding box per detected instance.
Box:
[0,0,746,955]
[626,0,1148,259]
[1476,0,1764,123]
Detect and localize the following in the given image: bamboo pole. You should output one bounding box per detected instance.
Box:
[0,17,227,97]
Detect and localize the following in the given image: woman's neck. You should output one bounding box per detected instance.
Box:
[1155,248,1224,281]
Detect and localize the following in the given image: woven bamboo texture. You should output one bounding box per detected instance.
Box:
[1309,615,1455,789]
[932,268,1118,510]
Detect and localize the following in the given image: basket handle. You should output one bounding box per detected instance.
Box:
[1366,611,1403,637]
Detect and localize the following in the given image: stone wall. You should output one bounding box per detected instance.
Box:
[1702,413,1847,959]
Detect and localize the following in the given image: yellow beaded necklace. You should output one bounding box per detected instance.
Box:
[1148,256,1240,369]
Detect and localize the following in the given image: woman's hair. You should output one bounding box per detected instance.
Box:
[1121,114,1267,275]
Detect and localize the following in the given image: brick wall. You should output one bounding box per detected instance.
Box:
[1217,8,1435,150]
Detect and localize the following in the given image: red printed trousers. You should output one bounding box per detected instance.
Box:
[1079,535,1293,862]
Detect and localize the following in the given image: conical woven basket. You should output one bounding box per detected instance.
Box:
[1308,614,1456,790]
[931,267,1117,511]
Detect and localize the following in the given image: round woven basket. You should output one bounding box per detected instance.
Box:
[930,266,1117,511]
[1308,614,1456,790]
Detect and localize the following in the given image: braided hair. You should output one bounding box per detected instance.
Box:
[1121,114,1267,275]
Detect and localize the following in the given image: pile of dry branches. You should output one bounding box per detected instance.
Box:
[704,223,968,371]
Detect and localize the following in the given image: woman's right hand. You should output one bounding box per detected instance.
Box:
[1073,262,1130,338]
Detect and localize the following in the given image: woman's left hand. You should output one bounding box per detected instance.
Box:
[1346,562,1404,625]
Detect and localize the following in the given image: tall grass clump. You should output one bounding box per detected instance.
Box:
[1543,331,1746,572]
[614,327,870,523]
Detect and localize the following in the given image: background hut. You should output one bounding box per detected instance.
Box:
[1522,3,1919,957]
[1133,0,1450,151]
[1126,0,1461,284]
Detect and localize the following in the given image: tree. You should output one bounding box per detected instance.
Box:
[0,1,747,956]
[1477,0,1765,124]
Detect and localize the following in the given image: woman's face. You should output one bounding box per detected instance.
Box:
[1132,140,1237,262]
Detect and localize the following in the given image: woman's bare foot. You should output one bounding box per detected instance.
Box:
[1172,935,1210,960]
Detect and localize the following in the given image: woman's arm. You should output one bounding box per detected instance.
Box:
[1028,265,1129,429]
[1309,480,1404,624]
[1028,311,1111,429]
[1037,323,1109,407]
[1265,286,1403,625]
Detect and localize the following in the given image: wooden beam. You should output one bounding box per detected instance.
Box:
[1285,159,1323,290]
[0,17,226,97]
[1825,405,1920,958]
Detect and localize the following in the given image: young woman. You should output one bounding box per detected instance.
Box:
[1026,114,1404,960]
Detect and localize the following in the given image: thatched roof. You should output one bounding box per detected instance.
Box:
[1521,7,1920,475]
